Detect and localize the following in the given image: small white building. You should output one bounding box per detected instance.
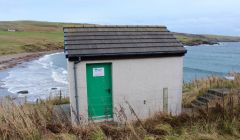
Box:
[7,29,16,32]
[64,25,187,124]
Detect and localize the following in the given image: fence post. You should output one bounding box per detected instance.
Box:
[222,91,225,120]
[59,90,62,101]
[206,102,209,123]
[24,96,27,104]
[49,93,51,101]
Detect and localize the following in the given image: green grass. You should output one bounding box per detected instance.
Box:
[0,31,63,55]
[0,20,81,55]
[174,34,208,45]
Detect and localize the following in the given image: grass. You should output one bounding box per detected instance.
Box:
[0,99,71,140]
[1,74,240,139]
[0,20,80,55]
[174,34,208,45]
[0,31,63,55]
[1,95,240,140]
[43,97,70,105]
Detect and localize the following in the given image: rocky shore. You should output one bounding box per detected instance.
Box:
[184,40,219,46]
[0,50,62,71]
[174,32,240,46]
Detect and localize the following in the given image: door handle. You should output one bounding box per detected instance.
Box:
[106,88,111,94]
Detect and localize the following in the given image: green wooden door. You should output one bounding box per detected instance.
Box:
[86,63,113,120]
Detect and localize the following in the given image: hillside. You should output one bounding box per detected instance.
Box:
[175,32,240,46]
[0,21,80,55]
[0,20,240,55]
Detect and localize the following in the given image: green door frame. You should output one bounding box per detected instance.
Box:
[86,63,113,120]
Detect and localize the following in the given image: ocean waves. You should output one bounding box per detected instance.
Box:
[2,53,68,101]
[184,42,240,81]
[184,67,226,75]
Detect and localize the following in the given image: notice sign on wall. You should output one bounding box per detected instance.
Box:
[93,67,104,77]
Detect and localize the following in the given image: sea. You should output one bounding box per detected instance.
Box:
[0,42,240,101]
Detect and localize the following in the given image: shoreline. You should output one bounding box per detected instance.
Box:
[0,50,63,71]
[0,50,63,103]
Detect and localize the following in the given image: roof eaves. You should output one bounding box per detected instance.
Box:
[67,49,187,57]
[63,25,167,29]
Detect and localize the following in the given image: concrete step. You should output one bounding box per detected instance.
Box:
[208,88,230,97]
[203,92,216,99]
[191,88,231,109]
[191,102,201,108]
[197,96,210,103]
[191,99,207,107]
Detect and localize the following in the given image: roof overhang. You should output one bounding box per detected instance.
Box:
[66,50,187,61]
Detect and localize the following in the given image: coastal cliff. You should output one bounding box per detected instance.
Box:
[174,32,240,46]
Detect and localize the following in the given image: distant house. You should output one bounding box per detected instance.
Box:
[7,29,16,32]
[64,25,187,124]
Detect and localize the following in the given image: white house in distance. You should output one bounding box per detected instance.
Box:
[63,25,187,124]
[7,29,16,32]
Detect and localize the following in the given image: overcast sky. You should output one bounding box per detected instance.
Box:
[0,0,240,35]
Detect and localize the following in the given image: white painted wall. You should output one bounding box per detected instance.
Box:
[68,57,183,124]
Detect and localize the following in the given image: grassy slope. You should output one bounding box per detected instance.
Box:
[0,31,63,54]
[0,21,80,55]
[0,20,240,55]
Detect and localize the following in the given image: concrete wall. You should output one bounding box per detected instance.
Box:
[68,57,183,124]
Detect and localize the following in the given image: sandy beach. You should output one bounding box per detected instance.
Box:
[0,50,62,71]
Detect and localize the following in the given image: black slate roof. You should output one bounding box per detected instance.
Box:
[64,25,186,61]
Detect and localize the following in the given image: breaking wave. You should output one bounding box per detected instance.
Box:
[2,52,68,101]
